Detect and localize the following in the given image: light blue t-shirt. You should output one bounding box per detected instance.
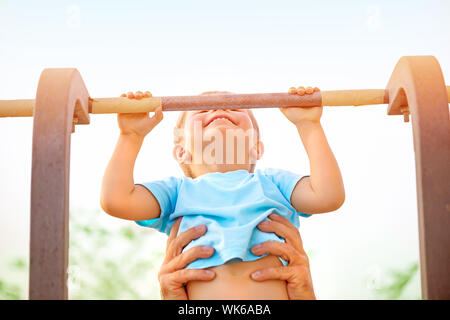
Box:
[135,168,311,269]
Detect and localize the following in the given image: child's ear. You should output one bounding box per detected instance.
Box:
[250,140,264,162]
[173,144,192,164]
[255,140,264,160]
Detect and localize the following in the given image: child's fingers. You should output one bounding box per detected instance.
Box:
[288,87,297,94]
[140,108,163,133]
[135,91,144,100]
[291,86,319,95]
[121,91,152,99]
[151,107,164,122]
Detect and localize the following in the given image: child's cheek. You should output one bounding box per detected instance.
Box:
[185,115,203,131]
[239,115,253,131]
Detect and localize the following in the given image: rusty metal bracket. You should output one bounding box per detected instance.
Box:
[30,68,90,299]
[386,56,450,299]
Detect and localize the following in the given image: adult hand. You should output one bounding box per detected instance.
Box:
[250,214,316,300]
[158,217,216,300]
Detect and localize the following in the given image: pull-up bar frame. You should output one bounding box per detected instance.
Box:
[0,55,448,300]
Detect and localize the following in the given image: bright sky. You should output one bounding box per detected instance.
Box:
[0,0,449,299]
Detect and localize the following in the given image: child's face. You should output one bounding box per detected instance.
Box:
[178,108,260,166]
[186,108,254,135]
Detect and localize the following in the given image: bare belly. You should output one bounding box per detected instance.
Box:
[186,255,289,300]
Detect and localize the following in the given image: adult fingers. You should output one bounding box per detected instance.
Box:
[257,218,301,250]
[250,265,315,300]
[162,268,215,286]
[266,214,305,254]
[159,268,215,300]
[167,217,182,243]
[164,217,182,262]
[163,245,214,274]
[251,241,307,266]
[266,214,298,233]
[166,223,208,259]
[251,265,299,282]
[165,216,207,258]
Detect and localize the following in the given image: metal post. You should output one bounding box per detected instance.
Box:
[29,68,90,299]
[386,56,450,299]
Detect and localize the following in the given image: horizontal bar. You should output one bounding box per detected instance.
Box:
[0,87,448,117]
[0,99,35,117]
[322,89,389,106]
[161,92,320,111]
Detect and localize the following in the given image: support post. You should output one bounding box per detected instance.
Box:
[386,56,450,299]
[29,69,90,299]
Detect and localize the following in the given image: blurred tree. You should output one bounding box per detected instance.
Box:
[371,262,420,299]
[0,207,165,300]
[68,207,164,299]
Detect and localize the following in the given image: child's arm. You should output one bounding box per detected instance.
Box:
[100,91,164,221]
[281,86,345,214]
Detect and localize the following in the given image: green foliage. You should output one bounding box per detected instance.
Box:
[0,280,22,300]
[0,207,165,300]
[370,262,420,300]
[68,207,164,299]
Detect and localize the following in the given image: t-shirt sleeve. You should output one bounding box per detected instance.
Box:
[134,176,181,233]
[262,168,312,218]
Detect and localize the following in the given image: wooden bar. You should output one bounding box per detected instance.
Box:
[0,88,448,118]
[0,88,441,118]
[161,92,321,110]
[322,89,389,106]
[90,97,162,114]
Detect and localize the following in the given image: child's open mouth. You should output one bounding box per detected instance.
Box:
[205,114,236,127]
